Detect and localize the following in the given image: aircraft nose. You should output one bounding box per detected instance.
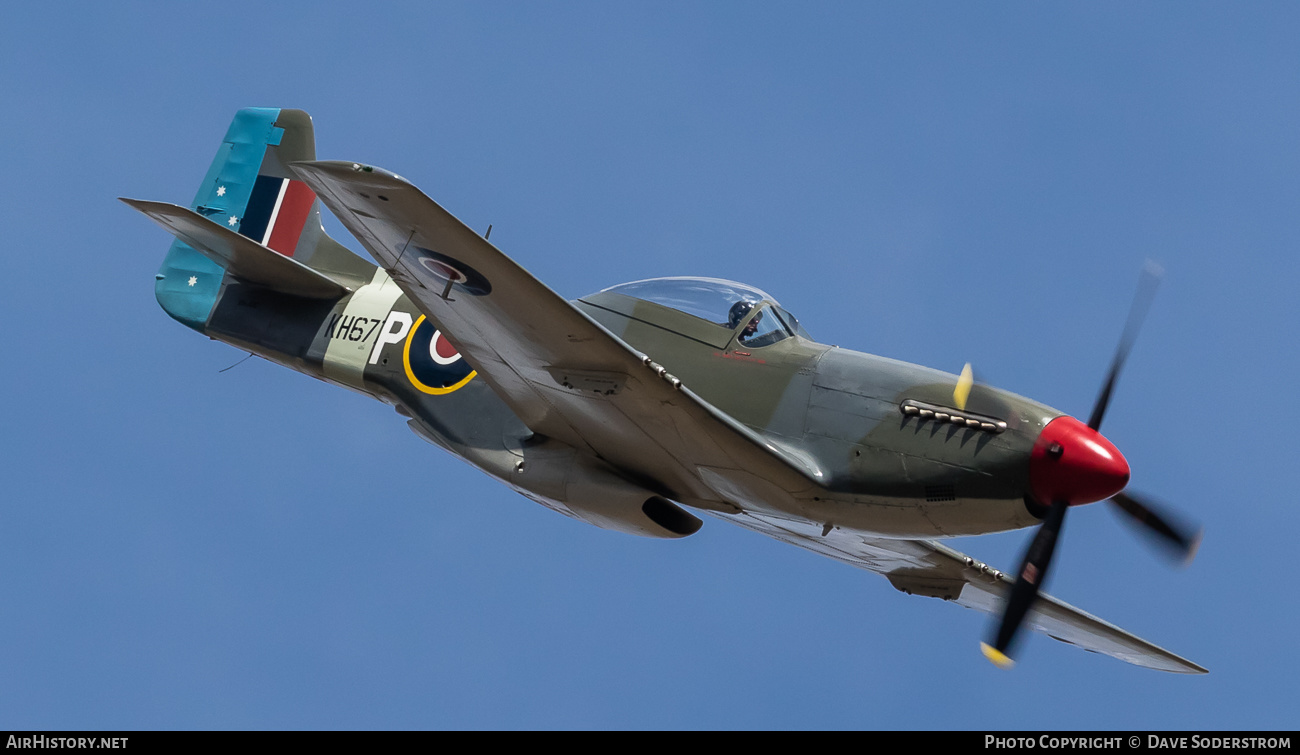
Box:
[1028,416,1130,505]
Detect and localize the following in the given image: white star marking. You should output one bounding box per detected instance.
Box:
[187,276,197,287]
[216,186,226,197]
[228,215,239,227]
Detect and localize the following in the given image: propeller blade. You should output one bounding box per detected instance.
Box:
[1110,491,1203,566]
[954,363,974,410]
[1087,262,1163,432]
[981,498,1069,668]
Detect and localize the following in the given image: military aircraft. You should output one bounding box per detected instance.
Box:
[123,108,1205,673]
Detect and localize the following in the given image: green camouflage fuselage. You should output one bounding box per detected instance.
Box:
[183,264,1059,539]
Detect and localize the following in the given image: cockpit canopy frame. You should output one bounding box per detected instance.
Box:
[597,277,811,348]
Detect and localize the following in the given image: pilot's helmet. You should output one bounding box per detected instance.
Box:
[728,300,757,329]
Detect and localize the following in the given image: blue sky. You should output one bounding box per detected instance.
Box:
[2,2,1297,729]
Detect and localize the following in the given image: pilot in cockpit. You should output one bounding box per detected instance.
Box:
[727,300,762,343]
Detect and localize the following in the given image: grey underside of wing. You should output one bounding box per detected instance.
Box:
[723,510,1207,674]
[289,161,823,508]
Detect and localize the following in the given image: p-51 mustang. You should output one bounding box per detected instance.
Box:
[124,108,1205,673]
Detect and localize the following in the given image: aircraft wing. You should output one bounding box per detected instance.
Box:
[723,510,1207,674]
[290,161,823,511]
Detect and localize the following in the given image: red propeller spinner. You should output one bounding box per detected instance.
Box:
[1029,416,1131,506]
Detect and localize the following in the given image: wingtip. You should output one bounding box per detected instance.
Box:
[980,642,1016,669]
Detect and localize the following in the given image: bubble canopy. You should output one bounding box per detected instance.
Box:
[600,277,778,326]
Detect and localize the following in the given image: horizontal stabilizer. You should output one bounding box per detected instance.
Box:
[121,198,350,299]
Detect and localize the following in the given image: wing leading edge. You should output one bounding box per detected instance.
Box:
[292,160,1205,675]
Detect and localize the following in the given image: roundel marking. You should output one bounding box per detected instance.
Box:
[402,315,477,394]
[419,257,468,283]
[430,331,463,365]
[411,247,492,295]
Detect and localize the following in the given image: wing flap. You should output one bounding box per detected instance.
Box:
[122,198,350,299]
[725,511,1207,674]
[290,161,823,509]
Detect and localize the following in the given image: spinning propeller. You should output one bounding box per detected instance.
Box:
[979,264,1202,669]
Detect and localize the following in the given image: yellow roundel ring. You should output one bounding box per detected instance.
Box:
[402,315,477,395]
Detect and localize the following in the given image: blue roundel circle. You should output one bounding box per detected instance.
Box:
[402,315,476,394]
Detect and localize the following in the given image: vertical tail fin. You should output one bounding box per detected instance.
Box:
[155,108,373,331]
